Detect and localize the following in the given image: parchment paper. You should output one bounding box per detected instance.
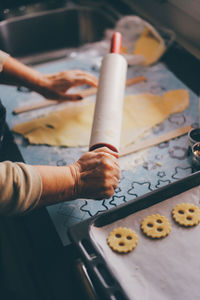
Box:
[91,185,200,300]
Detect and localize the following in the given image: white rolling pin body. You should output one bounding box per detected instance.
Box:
[89,53,127,152]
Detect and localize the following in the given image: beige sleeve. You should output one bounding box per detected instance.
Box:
[0,161,42,215]
[0,50,9,72]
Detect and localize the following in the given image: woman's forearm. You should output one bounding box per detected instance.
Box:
[34,165,76,207]
[0,54,98,100]
[0,148,119,216]
[0,55,46,93]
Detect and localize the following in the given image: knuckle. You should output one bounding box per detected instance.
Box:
[104,187,114,199]
[60,71,66,76]
[103,181,113,192]
[116,168,121,179]
[113,181,119,190]
[94,147,108,154]
[96,152,104,159]
[101,146,109,152]
[100,179,109,191]
[100,157,109,168]
[103,169,111,180]
[111,178,118,190]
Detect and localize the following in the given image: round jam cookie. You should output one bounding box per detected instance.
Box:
[141,214,171,238]
[107,227,138,253]
[172,203,200,227]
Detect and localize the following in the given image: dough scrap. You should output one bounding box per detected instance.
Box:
[141,214,171,238]
[13,89,189,148]
[172,203,200,227]
[107,227,138,253]
[133,27,166,65]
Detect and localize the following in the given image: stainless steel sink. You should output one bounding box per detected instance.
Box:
[0,2,119,63]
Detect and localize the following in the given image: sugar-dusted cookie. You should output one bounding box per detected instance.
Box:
[172,203,200,227]
[107,227,138,253]
[141,214,171,238]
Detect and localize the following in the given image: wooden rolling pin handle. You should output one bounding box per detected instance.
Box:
[13,100,59,114]
[120,125,191,157]
[126,76,147,86]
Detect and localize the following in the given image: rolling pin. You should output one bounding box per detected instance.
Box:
[89,32,127,152]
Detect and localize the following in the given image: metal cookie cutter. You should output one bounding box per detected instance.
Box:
[188,128,200,169]
[191,143,200,169]
[188,128,200,148]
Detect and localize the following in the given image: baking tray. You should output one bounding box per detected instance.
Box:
[68,171,200,300]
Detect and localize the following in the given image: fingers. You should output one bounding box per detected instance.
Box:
[59,93,84,101]
[93,146,119,159]
[89,173,120,200]
[69,70,98,87]
[45,70,98,87]
[82,148,120,173]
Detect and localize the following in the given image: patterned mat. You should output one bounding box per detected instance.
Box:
[1,56,199,245]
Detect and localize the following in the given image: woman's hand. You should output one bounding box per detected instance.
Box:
[70,147,120,200]
[34,147,120,208]
[0,54,98,100]
[40,70,98,100]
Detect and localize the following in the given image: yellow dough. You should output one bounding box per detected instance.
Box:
[13,103,94,147]
[107,227,138,253]
[13,89,189,147]
[133,28,166,65]
[120,89,189,146]
[172,203,200,227]
[141,214,171,238]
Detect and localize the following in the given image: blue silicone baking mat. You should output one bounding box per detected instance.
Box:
[1,55,199,245]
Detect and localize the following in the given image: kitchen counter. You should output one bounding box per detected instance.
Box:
[0,42,199,300]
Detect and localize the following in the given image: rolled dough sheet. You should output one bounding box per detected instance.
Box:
[14,103,94,147]
[13,89,189,148]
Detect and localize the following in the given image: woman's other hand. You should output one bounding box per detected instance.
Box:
[0,54,98,100]
[40,70,98,100]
